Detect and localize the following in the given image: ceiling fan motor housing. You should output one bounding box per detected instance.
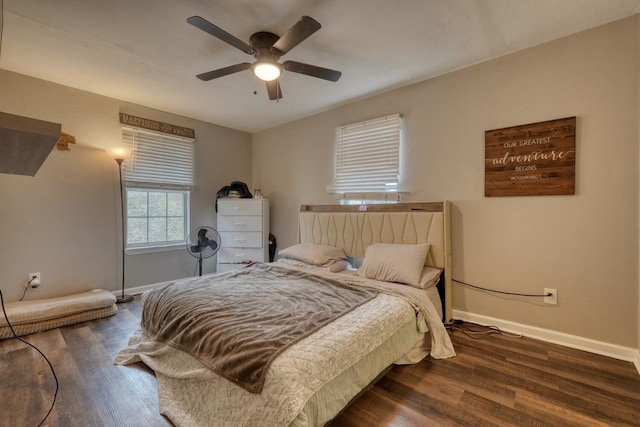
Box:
[249,32,282,60]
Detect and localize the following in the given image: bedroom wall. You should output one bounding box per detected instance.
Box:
[0,69,252,302]
[252,17,640,350]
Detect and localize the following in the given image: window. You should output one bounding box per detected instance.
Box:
[126,189,189,248]
[333,114,402,203]
[121,126,194,251]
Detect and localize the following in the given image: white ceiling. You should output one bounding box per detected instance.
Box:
[1,0,639,133]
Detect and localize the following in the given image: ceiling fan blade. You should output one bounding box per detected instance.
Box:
[283,61,342,82]
[187,16,255,55]
[265,80,283,100]
[196,63,251,81]
[272,16,321,55]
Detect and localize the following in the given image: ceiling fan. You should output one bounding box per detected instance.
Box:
[187,15,342,100]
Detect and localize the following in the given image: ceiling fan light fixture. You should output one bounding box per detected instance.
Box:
[253,61,282,81]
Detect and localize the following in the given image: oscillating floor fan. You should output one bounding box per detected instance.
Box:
[186,226,221,276]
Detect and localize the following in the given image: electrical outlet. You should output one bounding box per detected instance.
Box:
[544,288,557,305]
[27,272,41,289]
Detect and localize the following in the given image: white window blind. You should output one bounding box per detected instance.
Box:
[121,127,195,191]
[334,114,401,195]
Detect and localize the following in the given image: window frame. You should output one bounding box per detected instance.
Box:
[120,126,194,253]
[124,187,190,254]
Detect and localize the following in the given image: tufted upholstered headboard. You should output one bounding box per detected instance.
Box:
[298,202,452,322]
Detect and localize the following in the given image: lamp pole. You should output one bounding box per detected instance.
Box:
[107,146,133,304]
[115,157,133,303]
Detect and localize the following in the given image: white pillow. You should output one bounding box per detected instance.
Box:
[278,243,346,266]
[277,257,350,273]
[357,243,430,287]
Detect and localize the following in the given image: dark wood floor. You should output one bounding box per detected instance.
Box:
[1,296,639,427]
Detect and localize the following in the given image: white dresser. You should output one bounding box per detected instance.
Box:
[216,198,269,273]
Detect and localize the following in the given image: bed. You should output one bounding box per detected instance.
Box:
[115,202,455,426]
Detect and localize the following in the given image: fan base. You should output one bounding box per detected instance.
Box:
[116,294,134,304]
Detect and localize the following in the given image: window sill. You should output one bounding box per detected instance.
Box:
[125,243,184,255]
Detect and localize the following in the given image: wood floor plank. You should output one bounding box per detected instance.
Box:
[341,386,431,427]
[1,298,639,426]
[457,390,549,427]
[472,365,632,425]
[513,389,619,427]
[386,364,466,407]
[416,355,518,408]
[366,375,499,426]
[0,346,46,426]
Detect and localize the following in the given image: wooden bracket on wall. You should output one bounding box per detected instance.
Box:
[57,132,76,150]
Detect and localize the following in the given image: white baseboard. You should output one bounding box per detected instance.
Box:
[452,309,639,366]
[111,281,172,299]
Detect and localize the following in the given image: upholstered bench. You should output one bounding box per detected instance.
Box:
[0,289,117,339]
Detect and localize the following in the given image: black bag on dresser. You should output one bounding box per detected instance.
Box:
[215,181,253,211]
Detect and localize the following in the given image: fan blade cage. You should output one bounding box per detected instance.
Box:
[186,227,221,259]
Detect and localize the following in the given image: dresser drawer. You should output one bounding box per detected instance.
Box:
[220,231,263,248]
[218,247,265,263]
[217,215,262,232]
[218,200,263,216]
[217,198,269,272]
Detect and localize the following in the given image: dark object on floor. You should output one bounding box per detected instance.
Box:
[269,233,277,262]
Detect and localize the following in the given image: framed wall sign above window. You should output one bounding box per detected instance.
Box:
[484,116,576,197]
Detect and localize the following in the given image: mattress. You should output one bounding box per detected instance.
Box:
[290,285,443,426]
[0,289,117,339]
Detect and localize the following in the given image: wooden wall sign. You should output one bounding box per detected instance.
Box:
[485,116,576,197]
[119,113,195,138]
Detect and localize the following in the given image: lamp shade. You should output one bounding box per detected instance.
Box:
[106,146,132,161]
[253,62,282,81]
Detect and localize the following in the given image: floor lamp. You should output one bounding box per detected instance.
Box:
[106,146,134,303]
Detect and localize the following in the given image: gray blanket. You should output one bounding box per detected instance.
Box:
[141,263,378,393]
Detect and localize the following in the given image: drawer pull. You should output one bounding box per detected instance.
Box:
[234,222,246,226]
[235,238,248,243]
[234,253,246,257]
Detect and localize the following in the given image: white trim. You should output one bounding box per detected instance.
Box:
[112,280,174,297]
[453,309,639,364]
[125,243,183,255]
